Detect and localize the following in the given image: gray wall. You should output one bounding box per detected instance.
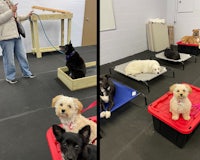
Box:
[100,0,167,65]
[166,0,200,43]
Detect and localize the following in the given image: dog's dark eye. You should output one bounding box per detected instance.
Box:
[74,145,80,150]
[68,105,71,108]
[63,143,67,148]
[183,89,186,92]
[177,90,180,92]
[60,103,63,106]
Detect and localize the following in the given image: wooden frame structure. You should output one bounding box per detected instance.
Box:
[30,6,73,58]
[57,61,97,91]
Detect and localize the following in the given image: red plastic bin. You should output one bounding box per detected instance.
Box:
[46,125,63,160]
[177,41,200,55]
[148,84,200,147]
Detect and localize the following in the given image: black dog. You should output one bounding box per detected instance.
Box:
[164,48,180,60]
[52,125,97,160]
[100,74,115,119]
[59,41,86,79]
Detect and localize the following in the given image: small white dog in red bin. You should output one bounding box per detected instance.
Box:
[169,84,192,120]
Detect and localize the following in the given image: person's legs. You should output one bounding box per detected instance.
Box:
[0,39,16,80]
[14,38,33,77]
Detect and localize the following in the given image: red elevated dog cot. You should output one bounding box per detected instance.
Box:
[148,84,200,147]
[46,101,97,160]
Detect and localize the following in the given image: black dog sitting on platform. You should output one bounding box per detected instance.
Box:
[52,125,97,160]
[59,41,86,79]
[164,48,180,60]
[100,74,115,119]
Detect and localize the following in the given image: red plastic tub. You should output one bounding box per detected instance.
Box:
[177,41,200,55]
[46,101,97,160]
[148,84,200,147]
[46,125,63,160]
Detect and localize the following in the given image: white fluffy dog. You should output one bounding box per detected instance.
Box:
[125,60,161,76]
[169,84,192,120]
[52,95,97,144]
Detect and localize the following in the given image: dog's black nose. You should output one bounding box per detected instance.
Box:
[61,109,65,113]
[180,94,183,97]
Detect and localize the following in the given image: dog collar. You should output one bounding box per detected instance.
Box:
[178,99,185,105]
[66,50,76,61]
[63,122,74,130]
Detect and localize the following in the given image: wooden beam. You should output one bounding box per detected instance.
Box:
[32,6,72,15]
[31,13,73,21]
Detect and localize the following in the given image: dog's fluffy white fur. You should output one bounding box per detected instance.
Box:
[52,95,97,144]
[169,84,192,120]
[125,60,161,76]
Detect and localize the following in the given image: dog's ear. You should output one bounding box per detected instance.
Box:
[52,124,65,142]
[193,29,197,32]
[169,84,177,92]
[78,125,91,145]
[52,95,63,108]
[185,84,192,93]
[73,98,83,113]
[105,74,111,79]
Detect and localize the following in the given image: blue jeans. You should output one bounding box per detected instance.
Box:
[0,38,32,80]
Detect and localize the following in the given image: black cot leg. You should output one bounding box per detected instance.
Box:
[142,81,150,93]
[180,61,184,70]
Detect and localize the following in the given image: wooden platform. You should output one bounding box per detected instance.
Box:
[57,61,97,91]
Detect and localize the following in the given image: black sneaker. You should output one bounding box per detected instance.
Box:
[23,75,36,79]
[6,79,18,84]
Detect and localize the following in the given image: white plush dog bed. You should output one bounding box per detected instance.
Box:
[155,52,192,62]
[114,61,167,81]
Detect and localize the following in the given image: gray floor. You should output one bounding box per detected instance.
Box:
[100,50,200,160]
[0,46,96,160]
